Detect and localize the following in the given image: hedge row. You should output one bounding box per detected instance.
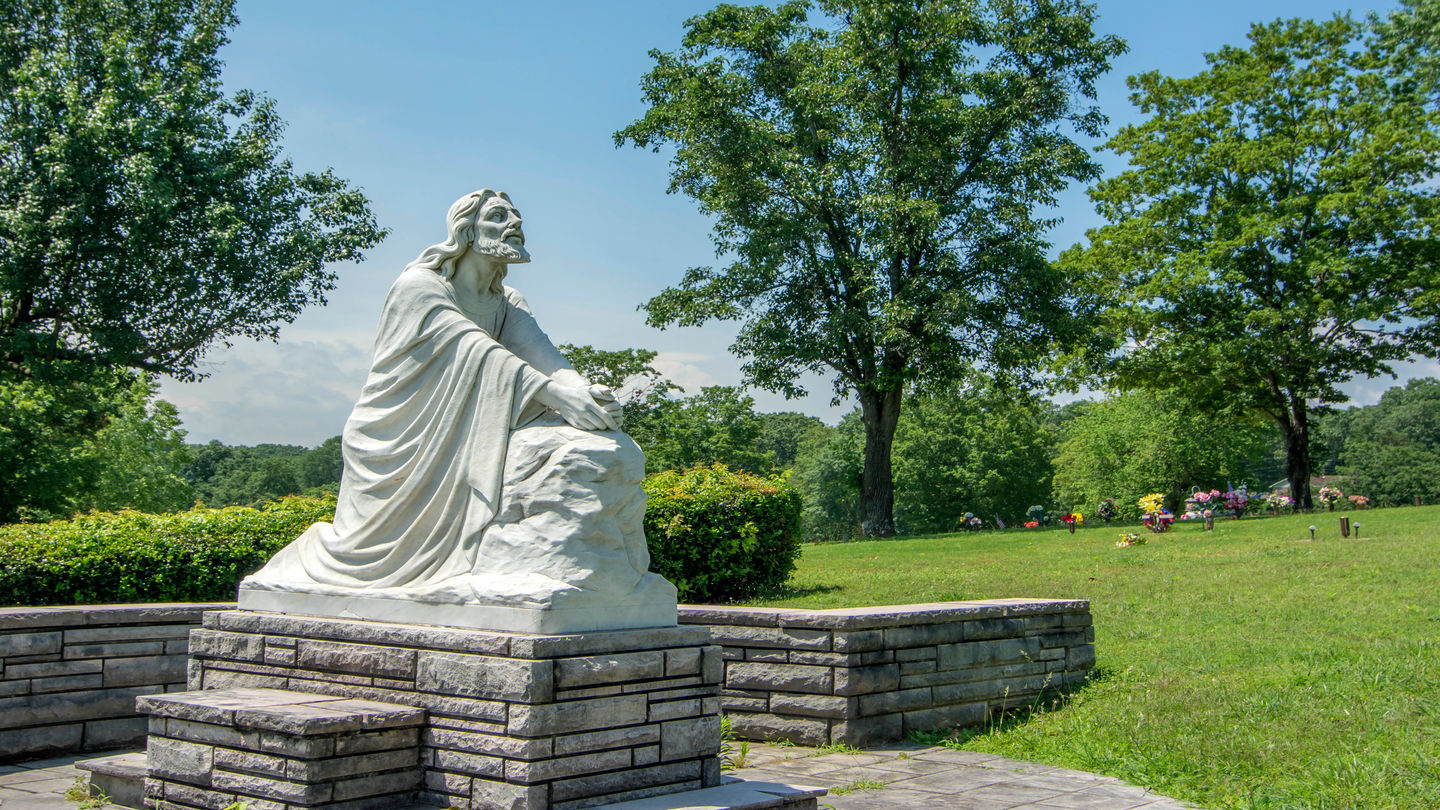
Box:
[0,496,334,606]
[0,465,803,607]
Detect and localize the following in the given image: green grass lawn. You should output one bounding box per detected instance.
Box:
[746,507,1440,810]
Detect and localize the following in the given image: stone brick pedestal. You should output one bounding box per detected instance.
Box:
[139,689,424,810]
[184,611,723,809]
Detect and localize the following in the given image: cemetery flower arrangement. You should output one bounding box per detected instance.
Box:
[1183,488,1222,519]
[1263,491,1293,512]
[1095,499,1119,523]
[1318,486,1344,509]
[1023,520,1040,528]
[1116,532,1145,547]
[1142,510,1175,531]
[1138,493,1173,532]
[1025,505,1049,525]
[1224,485,1250,516]
[1059,512,1084,525]
[1348,494,1370,509]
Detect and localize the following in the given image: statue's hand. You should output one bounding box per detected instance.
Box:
[588,384,623,429]
[538,382,622,431]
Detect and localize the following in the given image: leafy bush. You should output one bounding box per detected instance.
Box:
[643,464,803,602]
[2,465,804,607]
[0,495,334,606]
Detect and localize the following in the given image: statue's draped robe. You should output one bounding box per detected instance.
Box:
[242,267,656,605]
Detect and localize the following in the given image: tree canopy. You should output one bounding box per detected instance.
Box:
[0,0,386,382]
[627,385,773,475]
[556,344,680,404]
[1052,391,1270,518]
[1339,378,1440,507]
[1063,9,1440,509]
[890,381,1054,534]
[617,0,1124,535]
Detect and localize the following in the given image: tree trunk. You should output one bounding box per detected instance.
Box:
[858,387,902,537]
[1281,395,1313,511]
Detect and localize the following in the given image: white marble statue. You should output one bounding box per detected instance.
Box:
[238,190,678,633]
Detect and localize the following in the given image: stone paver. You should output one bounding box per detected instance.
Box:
[728,742,1203,810]
[2,743,1202,810]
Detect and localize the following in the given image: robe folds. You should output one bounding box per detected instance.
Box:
[239,267,673,617]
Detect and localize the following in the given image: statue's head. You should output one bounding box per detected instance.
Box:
[406,189,530,287]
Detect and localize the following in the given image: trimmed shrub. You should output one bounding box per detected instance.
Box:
[0,495,334,606]
[0,465,804,607]
[643,464,803,602]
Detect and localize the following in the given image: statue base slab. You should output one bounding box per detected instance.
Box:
[236,586,678,635]
[186,610,723,809]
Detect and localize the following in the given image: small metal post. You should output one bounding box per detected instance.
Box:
[1309,525,1316,541]
[1354,522,1361,539]
[1340,516,1350,538]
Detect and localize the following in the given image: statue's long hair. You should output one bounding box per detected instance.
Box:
[404,189,510,292]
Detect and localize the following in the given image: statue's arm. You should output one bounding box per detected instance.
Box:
[501,289,621,430]
[499,290,588,387]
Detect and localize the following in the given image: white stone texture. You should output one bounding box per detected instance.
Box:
[238,190,677,634]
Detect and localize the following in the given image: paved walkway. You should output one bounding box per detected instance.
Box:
[729,741,1200,809]
[0,756,89,810]
[0,745,1199,810]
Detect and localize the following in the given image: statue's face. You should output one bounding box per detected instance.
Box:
[473,194,530,263]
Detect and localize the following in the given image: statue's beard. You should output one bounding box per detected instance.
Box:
[474,237,531,264]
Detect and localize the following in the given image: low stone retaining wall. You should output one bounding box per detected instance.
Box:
[677,598,1094,747]
[0,603,232,761]
[1,599,1094,761]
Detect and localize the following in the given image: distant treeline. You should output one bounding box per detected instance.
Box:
[183,437,342,507]
[7,368,1439,540]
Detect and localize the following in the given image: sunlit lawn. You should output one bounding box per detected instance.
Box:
[746,507,1440,810]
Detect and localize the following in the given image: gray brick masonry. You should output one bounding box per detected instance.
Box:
[140,689,423,810]
[186,612,723,810]
[0,603,231,762]
[5,598,1092,799]
[678,598,1095,746]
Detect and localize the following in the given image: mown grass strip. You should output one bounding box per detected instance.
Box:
[748,506,1440,810]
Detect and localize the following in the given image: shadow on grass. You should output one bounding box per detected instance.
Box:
[749,583,844,601]
[907,664,1118,748]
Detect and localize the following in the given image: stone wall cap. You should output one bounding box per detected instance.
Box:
[209,610,709,659]
[679,599,1089,630]
[76,752,149,779]
[0,602,234,631]
[137,687,422,734]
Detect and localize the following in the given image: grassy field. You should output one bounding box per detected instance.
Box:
[746,507,1440,810]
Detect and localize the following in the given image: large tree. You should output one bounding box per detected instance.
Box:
[1063,10,1440,510]
[617,0,1124,535]
[0,0,385,381]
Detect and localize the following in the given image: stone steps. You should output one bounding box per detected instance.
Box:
[74,750,821,810]
[76,751,147,809]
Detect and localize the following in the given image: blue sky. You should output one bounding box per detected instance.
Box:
[159,0,1427,445]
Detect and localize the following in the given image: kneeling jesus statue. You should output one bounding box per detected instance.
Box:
[239,189,678,633]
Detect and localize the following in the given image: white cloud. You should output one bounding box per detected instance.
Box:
[1337,357,1440,408]
[159,335,370,446]
[650,351,723,394]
